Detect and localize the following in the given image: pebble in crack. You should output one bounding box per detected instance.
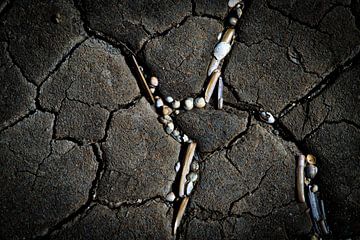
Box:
[0,112,98,239]
[176,109,248,153]
[97,98,180,203]
[40,38,140,112]
[144,17,223,100]
[0,0,86,85]
[81,0,192,51]
[0,42,36,130]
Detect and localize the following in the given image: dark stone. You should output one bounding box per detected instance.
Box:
[40,38,140,112]
[0,112,97,239]
[81,0,192,51]
[185,218,223,240]
[97,98,180,203]
[176,108,248,153]
[0,0,86,85]
[55,99,109,143]
[194,0,228,19]
[144,17,223,100]
[0,42,36,130]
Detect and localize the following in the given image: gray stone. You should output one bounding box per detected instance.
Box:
[55,99,109,143]
[97,98,180,203]
[80,0,192,51]
[0,0,86,85]
[176,109,248,153]
[40,38,140,112]
[0,112,98,239]
[0,42,36,130]
[144,17,223,100]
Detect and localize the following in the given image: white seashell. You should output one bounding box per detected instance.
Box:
[166,192,176,202]
[207,57,220,76]
[228,0,241,8]
[184,97,194,111]
[186,172,199,182]
[259,111,275,124]
[191,161,199,172]
[217,32,222,41]
[311,185,319,193]
[172,100,180,109]
[165,96,174,103]
[179,142,197,197]
[194,97,206,108]
[150,76,159,87]
[217,77,224,109]
[150,87,156,93]
[175,135,182,143]
[205,70,221,103]
[186,181,194,195]
[229,17,238,26]
[236,7,243,18]
[214,42,232,61]
[175,162,181,172]
[174,110,180,115]
[155,97,164,108]
[182,134,189,143]
[165,122,174,134]
[172,129,180,137]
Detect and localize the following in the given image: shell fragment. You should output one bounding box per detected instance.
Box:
[213,42,231,61]
[205,70,221,103]
[207,57,220,76]
[296,155,306,203]
[173,197,189,235]
[131,55,155,104]
[221,28,235,44]
[217,77,224,109]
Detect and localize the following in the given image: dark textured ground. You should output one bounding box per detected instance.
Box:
[0,0,359,239]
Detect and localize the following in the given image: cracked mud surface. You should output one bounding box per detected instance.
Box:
[0,0,359,239]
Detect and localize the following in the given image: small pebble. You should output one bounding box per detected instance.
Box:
[229,17,238,26]
[155,97,164,108]
[184,98,194,111]
[191,161,200,172]
[165,122,174,134]
[150,76,159,87]
[194,97,206,108]
[172,100,180,109]
[186,172,199,182]
[186,181,194,195]
[165,96,174,103]
[166,192,176,202]
[175,162,181,172]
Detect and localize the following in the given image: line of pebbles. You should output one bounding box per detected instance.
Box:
[131,0,329,237]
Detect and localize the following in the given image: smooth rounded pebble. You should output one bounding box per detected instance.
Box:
[166,192,176,202]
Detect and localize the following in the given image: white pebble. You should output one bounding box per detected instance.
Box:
[165,96,174,103]
[174,110,180,115]
[165,122,174,134]
[186,181,194,195]
[214,42,231,61]
[229,17,238,26]
[166,192,176,202]
[182,134,189,143]
[175,162,181,172]
[150,76,159,87]
[187,172,199,182]
[155,98,164,108]
[194,97,206,108]
[228,0,241,8]
[184,98,194,111]
[172,100,180,109]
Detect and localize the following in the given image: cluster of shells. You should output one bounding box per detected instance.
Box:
[297,154,330,237]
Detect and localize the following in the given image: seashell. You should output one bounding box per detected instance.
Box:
[259,111,275,124]
[165,96,174,103]
[229,17,238,26]
[150,76,159,87]
[311,184,319,192]
[217,77,224,109]
[191,161,199,172]
[320,220,330,235]
[162,105,173,116]
[221,28,235,44]
[305,165,318,179]
[228,0,241,8]
[165,122,175,134]
[175,162,181,172]
[175,135,182,143]
[182,134,189,143]
[150,87,156,93]
[185,181,194,195]
[174,110,180,115]
[194,97,206,108]
[306,154,317,165]
[308,185,321,221]
[166,192,176,202]
[207,57,220,76]
[184,98,194,111]
[155,97,164,108]
[131,56,154,103]
[186,172,199,182]
[173,197,189,235]
[172,129,180,138]
[217,32,222,41]
[172,100,180,109]
[205,70,221,103]
[214,42,231,61]
[236,7,243,18]
[159,115,172,124]
[179,142,197,197]
[296,155,306,203]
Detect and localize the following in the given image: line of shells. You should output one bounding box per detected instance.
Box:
[296,154,330,237]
